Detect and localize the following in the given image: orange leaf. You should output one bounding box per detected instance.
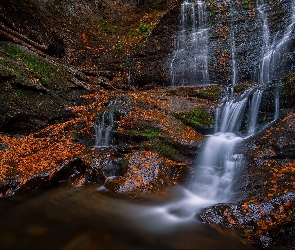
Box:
[279,205,284,213]
[286,200,292,207]
[227,217,235,225]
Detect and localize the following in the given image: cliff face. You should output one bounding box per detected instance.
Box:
[166,0,295,86]
[1,0,294,87]
[0,0,182,132]
[0,0,181,81]
[203,0,294,85]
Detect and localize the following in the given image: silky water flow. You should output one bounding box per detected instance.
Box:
[131,0,295,230]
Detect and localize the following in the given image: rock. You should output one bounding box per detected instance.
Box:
[0,158,86,198]
[0,144,9,150]
[104,150,189,194]
[198,192,295,249]
[281,72,295,109]
[0,42,97,134]
[82,147,125,184]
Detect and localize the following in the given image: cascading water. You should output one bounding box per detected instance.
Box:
[247,89,263,136]
[93,100,118,148]
[256,0,295,84]
[191,0,295,203]
[230,3,237,88]
[94,110,114,147]
[256,0,271,84]
[192,133,244,202]
[170,0,209,86]
[96,0,295,236]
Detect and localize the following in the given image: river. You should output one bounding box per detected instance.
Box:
[0,183,257,249]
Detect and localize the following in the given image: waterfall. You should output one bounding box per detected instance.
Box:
[170,0,209,86]
[93,100,118,148]
[173,0,295,204]
[256,0,272,84]
[94,110,114,147]
[193,133,243,201]
[230,3,237,87]
[247,89,263,136]
[256,0,295,84]
[132,0,295,227]
[219,98,248,133]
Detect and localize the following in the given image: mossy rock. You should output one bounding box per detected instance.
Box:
[233,82,257,95]
[173,107,214,132]
[0,42,75,91]
[0,42,92,133]
[196,85,221,101]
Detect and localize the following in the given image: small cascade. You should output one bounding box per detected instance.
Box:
[194,80,282,201]
[93,100,117,148]
[170,0,209,86]
[193,133,243,201]
[94,110,114,147]
[217,98,248,134]
[247,89,263,136]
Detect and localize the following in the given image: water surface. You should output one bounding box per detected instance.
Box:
[0,184,257,250]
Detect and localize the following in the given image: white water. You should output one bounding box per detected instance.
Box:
[94,110,114,147]
[247,89,263,135]
[170,0,209,86]
[257,0,272,84]
[193,133,244,201]
[95,0,294,231]
[217,98,248,133]
[256,0,295,84]
[230,4,237,87]
[93,100,117,147]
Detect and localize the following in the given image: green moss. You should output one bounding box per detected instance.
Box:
[0,43,71,87]
[234,82,256,94]
[139,23,149,33]
[115,41,124,50]
[141,139,177,158]
[131,128,160,139]
[173,107,213,129]
[153,140,177,158]
[198,85,220,101]
[209,7,217,14]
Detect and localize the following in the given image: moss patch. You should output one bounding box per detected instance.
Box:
[0,43,71,88]
[197,85,220,101]
[173,107,213,130]
[141,138,178,159]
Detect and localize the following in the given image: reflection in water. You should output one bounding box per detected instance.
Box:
[0,184,257,250]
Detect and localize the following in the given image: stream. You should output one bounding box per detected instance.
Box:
[0,0,294,249]
[0,184,257,250]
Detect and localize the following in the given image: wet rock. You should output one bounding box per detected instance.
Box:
[114,88,209,163]
[105,150,189,194]
[198,192,295,249]
[0,178,20,198]
[0,158,87,198]
[82,147,126,184]
[134,0,183,87]
[281,72,295,109]
[0,144,9,151]
[50,158,86,184]
[116,143,132,154]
